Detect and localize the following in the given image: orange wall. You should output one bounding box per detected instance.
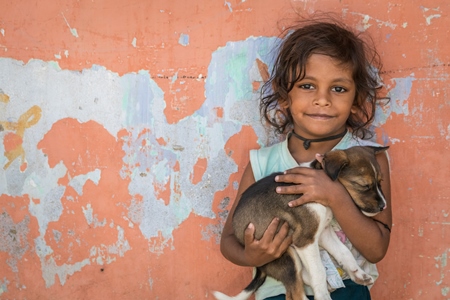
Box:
[0,0,449,299]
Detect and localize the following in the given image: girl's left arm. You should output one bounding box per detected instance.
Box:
[275,151,392,263]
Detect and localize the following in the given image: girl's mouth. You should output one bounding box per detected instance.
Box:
[306,114,333,120]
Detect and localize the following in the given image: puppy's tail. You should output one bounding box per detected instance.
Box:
[212,268,266,300]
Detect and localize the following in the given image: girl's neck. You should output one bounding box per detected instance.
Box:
[288,132,345,164]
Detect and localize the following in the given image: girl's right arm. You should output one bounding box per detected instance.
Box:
[219,163,292,267]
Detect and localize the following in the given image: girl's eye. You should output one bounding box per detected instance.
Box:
[299,84,314,90]
[332,86,347,93]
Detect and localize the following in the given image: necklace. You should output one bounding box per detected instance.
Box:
[291,129,348,150]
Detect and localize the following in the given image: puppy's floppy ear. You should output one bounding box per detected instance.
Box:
[310,159,323,170]
[366,146,389,154]
[322,150,349,181]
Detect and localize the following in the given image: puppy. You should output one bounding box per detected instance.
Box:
[214,146,389,300]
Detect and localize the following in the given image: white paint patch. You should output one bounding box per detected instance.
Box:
[426,14,441,25]
[445,124,450,141]
[362,15,372,30]
[131,37,137,48]
[69,169,101,196]
[0,29,4,36]
[389,138,402,144]
[421,6,442,25]
[82,203,106,227]
[61,12,79,38]
[0,277,8,295]
[88,226,131,264]
[435,249,449,287]
[351,12,397,30]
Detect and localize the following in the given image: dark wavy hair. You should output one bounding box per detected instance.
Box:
[261,17,384,139]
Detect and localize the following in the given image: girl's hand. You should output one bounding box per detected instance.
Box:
[274,166,348,208]
[242,218,292,267]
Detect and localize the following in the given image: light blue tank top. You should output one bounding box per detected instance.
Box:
[249,131,384,299]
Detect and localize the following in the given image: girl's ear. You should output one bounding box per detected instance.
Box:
[350,104,358,115]
[278,98,290,109]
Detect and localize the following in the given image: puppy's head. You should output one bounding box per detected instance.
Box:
[321,146,389,216]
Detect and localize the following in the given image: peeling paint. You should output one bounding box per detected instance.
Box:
[0,278,9,295]
[0,212,30,272]
[178,33,189,46]
[69,169,101,196]
[435,249,449,288]
[0,1,449,298]
[373,76,413,126]
[61,12,79,38]
[350,12,397,30]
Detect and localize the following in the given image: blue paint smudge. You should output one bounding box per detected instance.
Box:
[121,70,166,127]
[178,33,189,46]
[373,76,413,126]
[224,1,232,12]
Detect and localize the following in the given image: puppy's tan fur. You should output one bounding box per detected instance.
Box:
[214,146,388,300]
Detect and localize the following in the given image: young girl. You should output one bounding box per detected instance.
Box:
[219,19,392,300]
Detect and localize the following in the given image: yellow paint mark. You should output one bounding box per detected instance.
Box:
[1,105,42,170]
[0,92,9,103]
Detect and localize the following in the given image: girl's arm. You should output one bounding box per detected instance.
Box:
[275,152,392,263]
[220,163,293,267]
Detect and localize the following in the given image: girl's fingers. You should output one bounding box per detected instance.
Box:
[244,223,256,245]
[261,218,280,241]
[288,197,309,207]
[272,221,292,247]
[275,168,315,184]
[276,184,304,194]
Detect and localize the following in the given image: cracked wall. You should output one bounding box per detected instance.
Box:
[0,0,449,299]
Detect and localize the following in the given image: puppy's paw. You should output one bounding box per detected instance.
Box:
[211,291,231,300]
[348,269,374,286]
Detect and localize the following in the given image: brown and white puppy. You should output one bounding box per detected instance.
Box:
[213,146,389,300]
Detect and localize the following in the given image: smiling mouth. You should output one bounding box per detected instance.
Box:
[306,114,334,120]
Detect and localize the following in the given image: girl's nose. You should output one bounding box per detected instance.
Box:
[313,90,331,106]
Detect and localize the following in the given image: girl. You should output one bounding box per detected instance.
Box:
[219,19,392,300]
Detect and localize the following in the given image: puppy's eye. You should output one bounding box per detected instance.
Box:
[356,183,371,191]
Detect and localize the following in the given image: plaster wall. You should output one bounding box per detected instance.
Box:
[0,0,449,299]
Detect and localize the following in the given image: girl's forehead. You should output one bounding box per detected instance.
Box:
[305,54,352,68]
[302,54,353,77]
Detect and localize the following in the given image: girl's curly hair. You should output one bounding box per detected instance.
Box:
[261,17,384,139]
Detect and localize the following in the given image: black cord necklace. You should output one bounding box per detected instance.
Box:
[291,129,348,150]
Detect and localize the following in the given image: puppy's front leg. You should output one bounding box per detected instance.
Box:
[295,242,331,300]
[319,226,374,286]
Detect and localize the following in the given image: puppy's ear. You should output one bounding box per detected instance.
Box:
[323,150,349,181]
[366,146,389,154]
[310,159,322,170]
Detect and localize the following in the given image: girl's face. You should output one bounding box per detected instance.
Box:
[281,54,357,139]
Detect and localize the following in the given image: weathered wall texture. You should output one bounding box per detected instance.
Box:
[0,0,448,299]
